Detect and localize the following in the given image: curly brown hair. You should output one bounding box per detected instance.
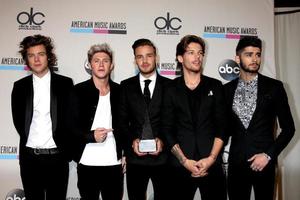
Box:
[19,34,57,71]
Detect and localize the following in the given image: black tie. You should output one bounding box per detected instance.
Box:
[143,79,151,105]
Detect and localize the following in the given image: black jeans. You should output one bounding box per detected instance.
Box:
[168,163,227,200]
[20,150,69,200]
[77,164,124,200]
[228,162,275,200]
[126,163,169,200]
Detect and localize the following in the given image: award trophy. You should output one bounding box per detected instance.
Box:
[139,110,156,152]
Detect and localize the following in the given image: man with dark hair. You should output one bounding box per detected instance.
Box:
[11,34,73,200]
[119,38,170,200]
[161,35,227,200]
[70,43,124,200]
[224,36,295,200]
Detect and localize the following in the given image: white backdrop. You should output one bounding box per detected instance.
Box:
[0,0,280,199]
[275,7,300,200]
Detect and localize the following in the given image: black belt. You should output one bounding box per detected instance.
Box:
[27,147,60,155]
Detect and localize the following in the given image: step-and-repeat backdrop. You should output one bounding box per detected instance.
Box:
[0,0,275,199]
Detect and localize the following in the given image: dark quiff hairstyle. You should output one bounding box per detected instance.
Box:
[132,38,157,56]
[176,35,206,69]
[236,36,262,55]
[19,34,57,71]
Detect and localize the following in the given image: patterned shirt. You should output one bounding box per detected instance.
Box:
[232,75,258,129]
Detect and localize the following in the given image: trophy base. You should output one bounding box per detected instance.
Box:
[139,139,156,152]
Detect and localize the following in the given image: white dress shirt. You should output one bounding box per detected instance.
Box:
[26,71,56,149]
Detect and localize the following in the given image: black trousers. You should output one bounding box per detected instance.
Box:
[228,162,275,200]
[168,163,227,200]
[77,164,124,200]
[19,150,69,200]
[126,163,169,200]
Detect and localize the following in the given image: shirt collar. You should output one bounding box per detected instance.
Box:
[139,71,157,83]
[33,70,51,84]
[239,74,258,86]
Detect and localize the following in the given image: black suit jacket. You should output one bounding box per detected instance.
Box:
[119,73,171,166]
[161,75,227,167]
[224,73,295,165]
[11,72,74,161]
[70,78,122,163]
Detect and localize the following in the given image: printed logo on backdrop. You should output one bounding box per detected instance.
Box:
[5,189,25,200]
[0,57,58,71]
[218,59,240,81]
[0,57,27,71]
[154,12,182,35]
[0,145,18,160]
[17,7,45,30]
[84,60,92,75]
[70,20,127,34]
[157,62,181,78]
[203,25,258,39]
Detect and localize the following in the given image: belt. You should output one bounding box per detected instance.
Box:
[27,147,60,155]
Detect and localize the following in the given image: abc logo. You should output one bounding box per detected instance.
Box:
[154,12,182,30]
[5,189,25,200]
[84,59,92,75]
[17,7,45,25]
[218,59,240,81]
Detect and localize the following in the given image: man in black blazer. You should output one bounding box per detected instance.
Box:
[119,38,170,200]
[11,35,73,200]
[224,36,295,200]
[70,43,123,200]
[161,35,227,200]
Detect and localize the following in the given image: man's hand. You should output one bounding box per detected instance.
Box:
[149,138,163,156]
[248,153,270,172]
[132,139,147,156]
[182,159,201,176]
[192,155,215,177]
[94,128,112,143]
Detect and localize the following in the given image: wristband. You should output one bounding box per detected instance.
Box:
[263,153,271,161]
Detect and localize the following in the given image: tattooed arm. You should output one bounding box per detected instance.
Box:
[171,144,200,175]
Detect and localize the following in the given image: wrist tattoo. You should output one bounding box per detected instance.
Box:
[171,145,186,164]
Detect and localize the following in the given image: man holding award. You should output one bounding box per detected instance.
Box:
[119,38,171,200]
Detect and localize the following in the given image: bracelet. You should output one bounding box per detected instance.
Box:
[263,153,271,161]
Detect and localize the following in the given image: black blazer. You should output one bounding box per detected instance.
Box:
[70,78,122,163]
[161,75,227,167]
[224,73,295,165]
[11,73,74,161]
[119,73,171,166]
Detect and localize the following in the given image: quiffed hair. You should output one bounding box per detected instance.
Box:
[236,36,262,55]
[132,38,157,56]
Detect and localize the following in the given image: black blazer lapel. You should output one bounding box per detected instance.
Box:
[50,74,58,134]
[24,76,34,137]
[148,75,163,110]
[176,77,193,122]
[196,80,211,126]
[248,74,268,128]
[226,78,246,129]
[227,78,239,110]
[133,75,148,110]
